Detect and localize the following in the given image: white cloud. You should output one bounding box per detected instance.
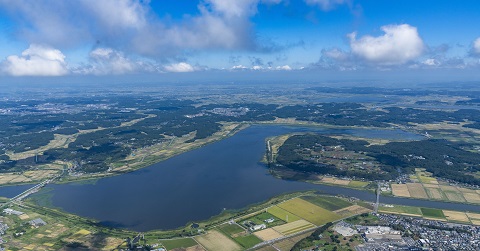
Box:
[422,58,439,66]
[304,0,349,10]
[75,47,156,75]
[232,64,248,70]
[2,44,68,76]
[276,65,292,70]
[473,37,480,55]
[0,0,283,59]
[164,62,195,73]
[252,65,263,70]
[349,24,425,65]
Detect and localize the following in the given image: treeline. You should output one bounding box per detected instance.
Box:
[290,222,333,251]
[276,134,480,185]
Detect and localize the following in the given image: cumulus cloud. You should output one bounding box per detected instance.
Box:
[349,24,425,65]
[231,64,248,70]
[75,47,156,75]
[276,65,292,70]
[164,62,196,73]
[472,37,480,55]
[0,0,285,59]
[304,0,349,10]
[2,44,68,76]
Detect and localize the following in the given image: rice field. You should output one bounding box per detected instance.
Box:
[277,198,341,226]
[391,184,411,197]
[266,206,301,223]
[272,220,315,236]
[406,183,428,199]
[195,230,242,251]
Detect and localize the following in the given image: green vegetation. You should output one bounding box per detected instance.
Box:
[160,238,197,249]
[217,223,244,236]
[378,205,423,216]
[301,196,353,211]
[242,212,285,228]
[421,208,446,219]
[266,206,302,223]
[276,133,480,185]
[233,234,262,248]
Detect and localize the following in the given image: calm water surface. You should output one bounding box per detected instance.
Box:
[26,125,479,231]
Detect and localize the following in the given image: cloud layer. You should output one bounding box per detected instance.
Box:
[349,24,425,65]
[2,44,68,76]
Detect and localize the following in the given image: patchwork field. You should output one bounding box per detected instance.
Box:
[161,238,198,250]
[378,205,423,217]
[406,183,428,199]
[266,206,301,223]
[195,230,242,251]
[391,184,410,197]
[272,219,315,236]
[334,205,371,217]
[391,181,480,204]
[277,198,341,226]
[271,231,314,251]
[443,210,470,223]
[254,228,284,241]
[301,196,352,211]
[420,208,445,219]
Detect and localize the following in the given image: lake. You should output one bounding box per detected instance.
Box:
[23,125,480,231]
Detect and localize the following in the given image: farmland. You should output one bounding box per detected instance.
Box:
[277,198,342,226]
[378,204,480,225]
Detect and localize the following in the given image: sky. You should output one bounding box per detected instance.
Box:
[0,0,479,82]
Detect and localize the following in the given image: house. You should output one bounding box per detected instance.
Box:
[3,208,24,216]
[250,224,266,231]
[29,218,47,227]
[264,218,275,223]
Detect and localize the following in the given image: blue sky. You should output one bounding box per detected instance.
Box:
[0,0,479,80]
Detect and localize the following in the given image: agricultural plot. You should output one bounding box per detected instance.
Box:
[278,198,341,226]
[378,205,422,217]
[241,212,285,228]
[334,205,371,217]
[391,184,410,197]
[348,180,369,188]
[194,230,242,251]
[217,223,244,236]
[266,206,301,223]
[301,196,352,211]
[233,234,263,249]
[424,186,445,200]
[406,183,428,199]
[444,190,466,202]
[462,192,480,203]
[161,238,198,250]
[171,245,205,251]
[420,208,445,219]
[254,228,284,241]
[272,220,315,236]
[443,210,470,223]
[271,231,314,251]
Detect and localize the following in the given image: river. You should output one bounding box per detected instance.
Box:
[13,125,480,231]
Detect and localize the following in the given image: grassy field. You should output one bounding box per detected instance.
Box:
[161,238,198,250]
[254,228,284,241]
[195,230,242,251]
[266,206,301,223]
[233,234,263,249]
[378,205,423,216]
[242,212,285,228]
[301,196,352,211]
[391,184,411,197]
[420,208,446,219]
[272,220,315,236]
[277,198,341,226]
[217,223,244,236]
